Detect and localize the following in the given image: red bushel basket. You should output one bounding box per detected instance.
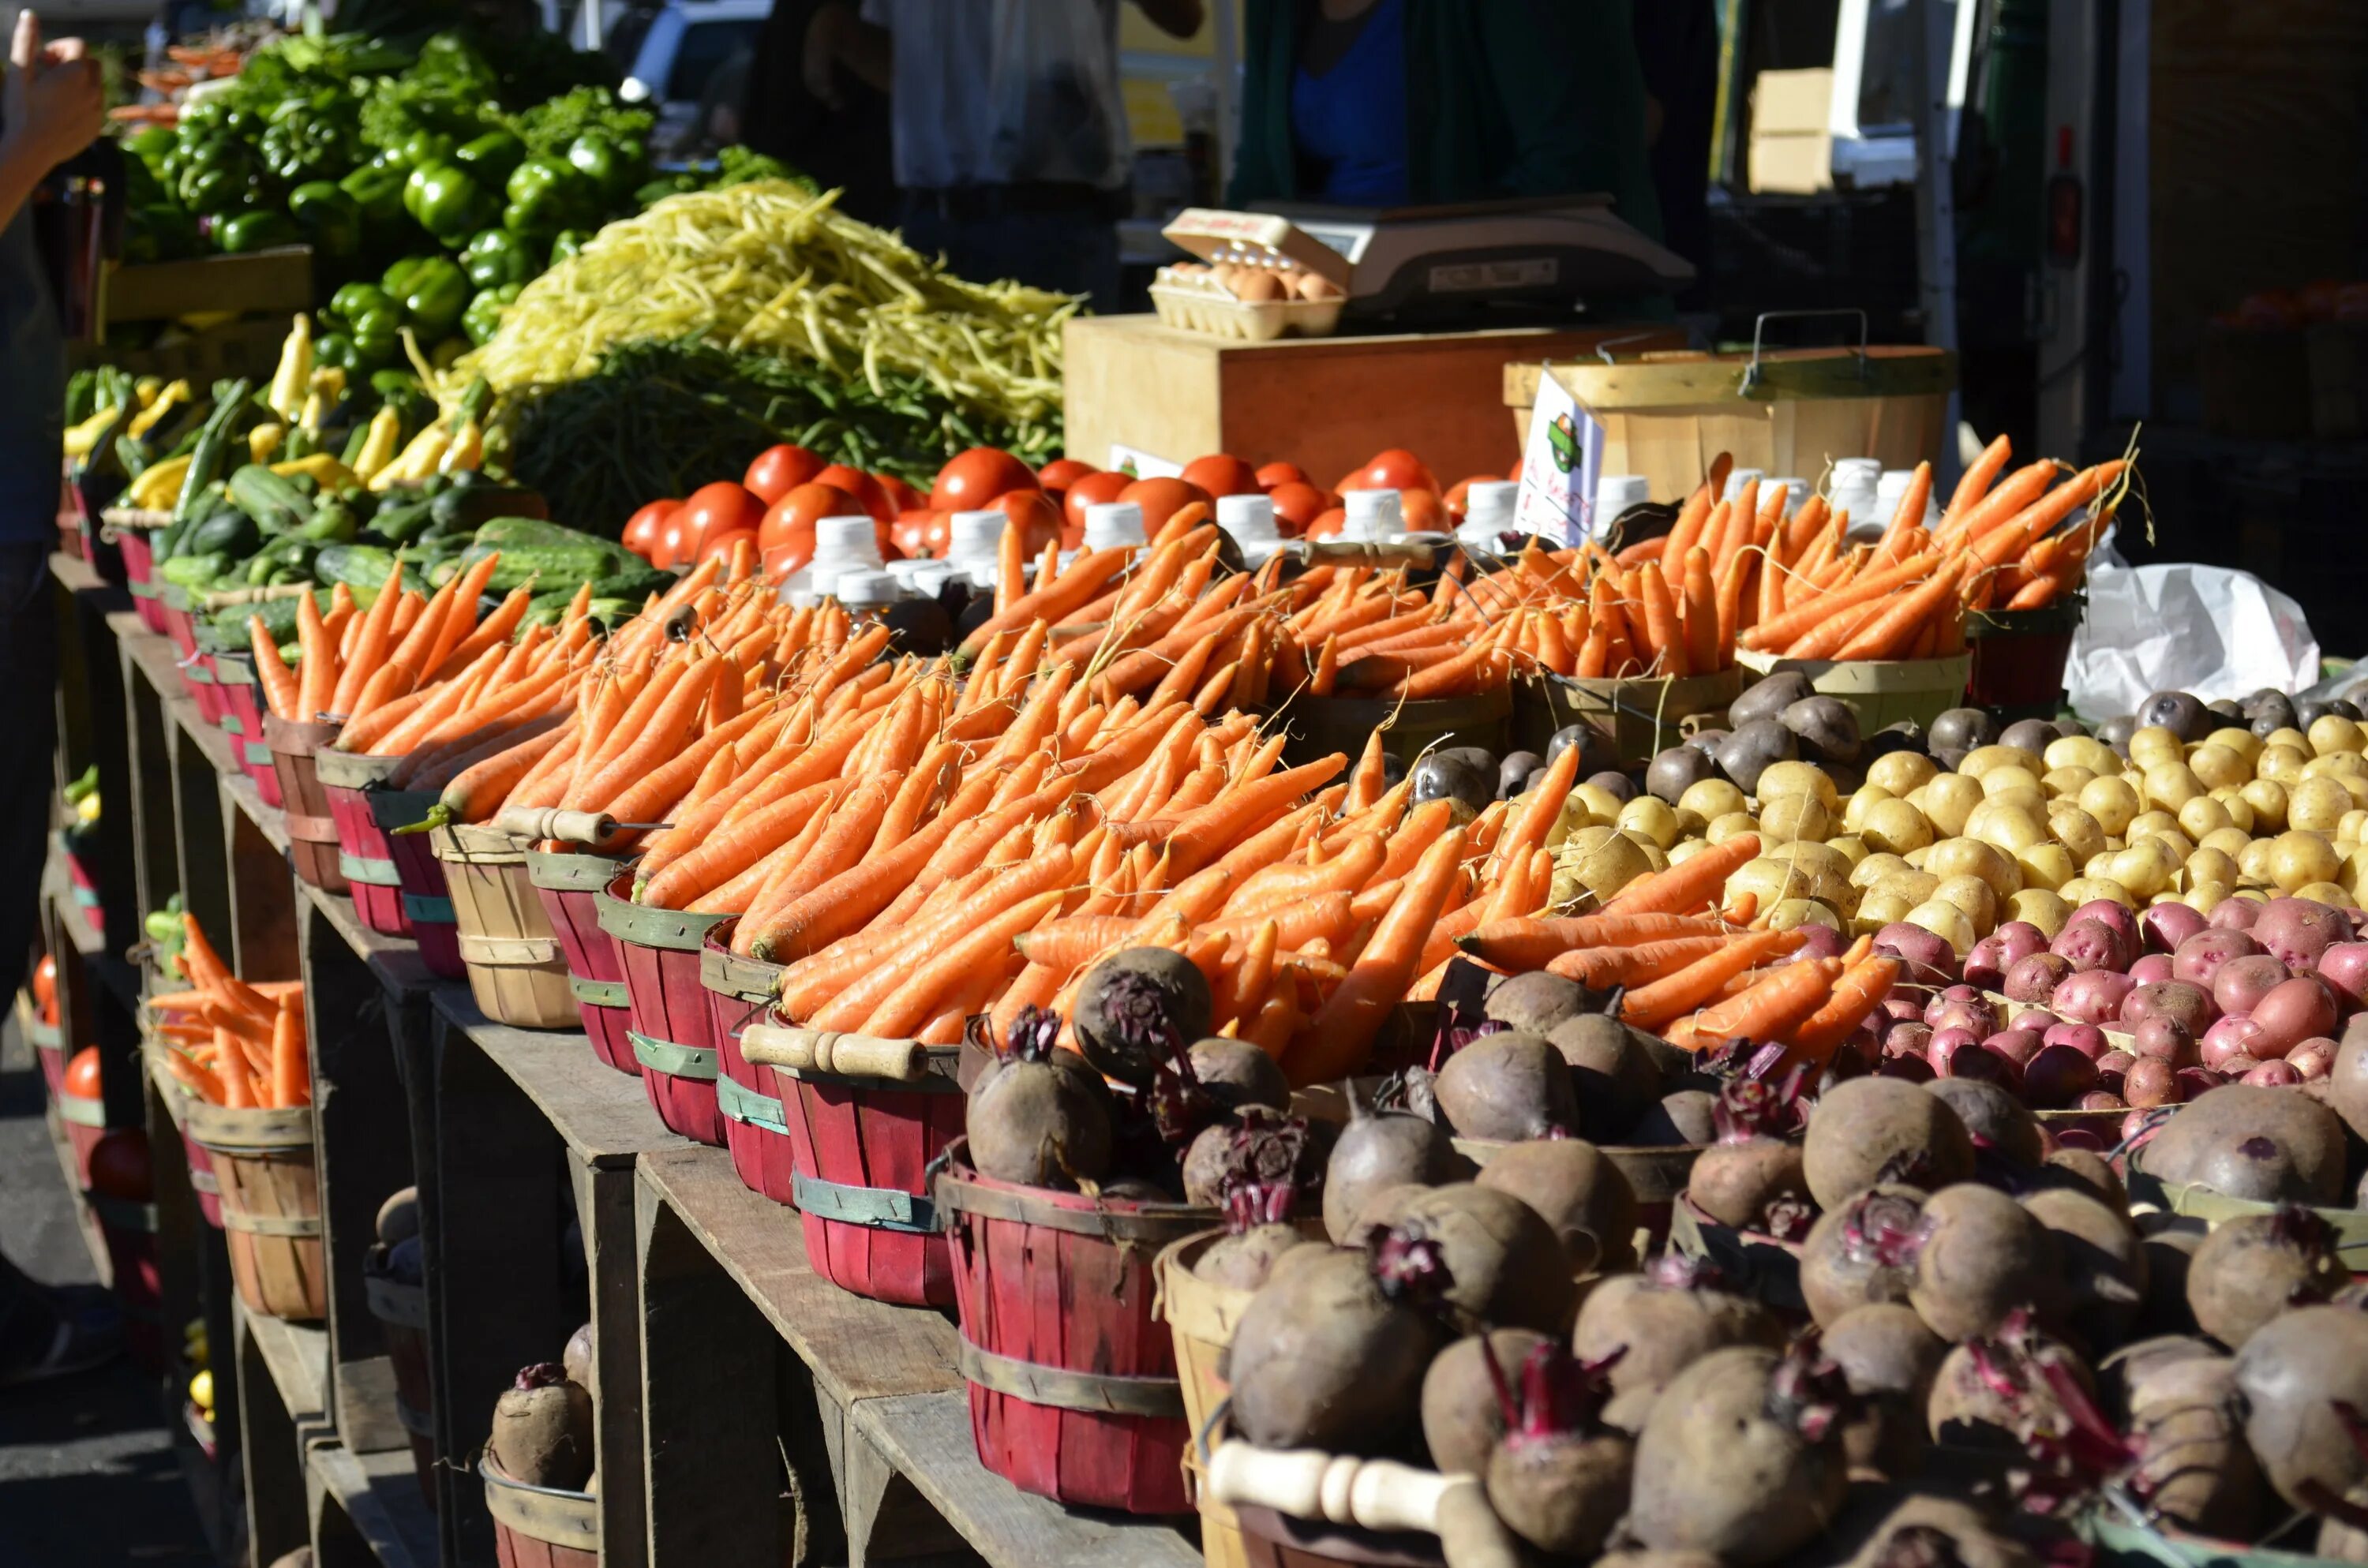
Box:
[317,750,414,937]
[699,922,794,1203]
[212,651,284,807]
[601,887,729,1145]
[529,855,636,1076]
[377,793,463,979]
[107,511,170,634]
[88,1189,166,1372]
[366,1256,437,1509]
[935,1140,1208,1514]
[736,1016,964,1309]
[1965,594,2085,720]
[264,713,348,893]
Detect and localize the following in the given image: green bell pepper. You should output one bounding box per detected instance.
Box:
[393,130,455,170]
[635,173,701,208]
[128,202,200,263]
[460,227,539,290]
[403,161,490,245]
[313,331,361,375]
[339,159,408,234]
[394,256,470,340]
[564,133,622,200]
[453,130,524,185]
[549,229,589,263]
[501,156,593,240]
[461,282,522,346]
[288,181,362,258]
[123,125,175,171]
[217,211,301,254]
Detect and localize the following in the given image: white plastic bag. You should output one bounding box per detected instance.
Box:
[2064,539,2320,719]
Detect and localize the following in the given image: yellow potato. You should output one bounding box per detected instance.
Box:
[2176,795,2234,840]
[2141,762,2205,812]
[2296,881,2353,907]
[2208,788,2257,833]
[2261,727,2310,754]
[1978,765,2044,799]
[2043,765,2098,799]
[1824,835,1870,866]
[1563,827,1655,901]
[2058,876,2135,910]
[2287,775,2352,835]
[2269,830,2340,893]
[2078,776,2141,836]
[1904,898,1979,954]
[1919,774,1985,837]
[1706,810,1759,844]
[1572,783,1626,822]
[1868,751,1938,795]
[2085,850,2119,881]
[2342,810,2368,844]
[1625,833,1669,874]
[1983,785,2048,820]
[1727,854,1849,912]
[1872,870,1942,911]
[2128,726,2184,768]
[1961,744,2042,780]
[2257,744,2310,784]
[2310,714,2366,757]
[2110,840,2180,900]
[2204,727,2261,762]
[2241,777,2288,832]
[2185,881,2232,913]
[1860,797,1935,856]
[1754,792,1830,845]
[2145,830,2198,865]
[2238,837,2277,886]
[1755,761,1839,810]
[1905,844,1932,870]
[1667,837,1710,866]
[2044,735,2119,775]
[2345,847,2368,899]
[1850,851,1913,889]
[2127,810,2183,844]
[1965,799,2047,854]
[1765,898,1843,934]
[1843,784,1893,834]
[1618,795,1682,849]
[1928,836,2021,900]
[2006,888,2071,937]
[2200,826,2254,859]
[1932,873,1999,934]
[2186,744,2249,791]
[1680,778,1748,824]
[2055,805,2112,866]
[2016,842,2077,892]
[1853,887,1920,935]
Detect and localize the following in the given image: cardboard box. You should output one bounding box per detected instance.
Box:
[1748,136,1834,196]
[1748,69,1835,195]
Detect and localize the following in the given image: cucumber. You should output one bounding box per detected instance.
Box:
[314,543,425,597]
[452,541,625,596]
[184,509,261,559]
[429,485,549,532]
[469,516,609,551]
[159,552,231,588]
[366,499,436,545]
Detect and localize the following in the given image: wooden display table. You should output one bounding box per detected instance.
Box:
[1063,314,1683,487]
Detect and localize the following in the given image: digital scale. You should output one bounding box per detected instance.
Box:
[1163,196,1695,330]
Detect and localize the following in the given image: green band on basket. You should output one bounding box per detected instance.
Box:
[716,1072,787,1134]
[630,1031,717,1080]
[569,975,628,1009]
[72,886,100,908]
[57,1095,105,1127]
[245,741,275,767]
[402,893,455,924]
[219,714,244,736]
[128,578,157,599]
[183,660,215,684]
[792,1169,938,1233]
[337,851,404,887]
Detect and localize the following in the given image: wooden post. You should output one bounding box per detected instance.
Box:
[119,633,181,933]
[223,776,299,982]
[237,1311,314,1568]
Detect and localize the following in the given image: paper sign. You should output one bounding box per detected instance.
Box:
[1105,442,1184,480]
[1513,367,1604,544]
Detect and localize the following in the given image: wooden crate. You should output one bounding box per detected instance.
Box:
[102,248,313,325]
[1062,315,1682,488]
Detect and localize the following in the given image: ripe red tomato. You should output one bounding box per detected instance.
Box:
[760,483,862,559]
[1255,461,1309,492]
[32,953,54,1011]
[64,1046,100,1099]
[761,523,818,582]
[676,482,769,559]
[1339,447,1440,496]
[877,473,928,515]
[622,500,676,563]
[1061,469,1131,537]
[931,447,1039,513]
[699,528,760,568]
[656,510,699,568]
[1265,481,1330,536]
[991,490,1066,557]
[87,1128,152,1202]
[890,510,939,559]
[813,464,892,524]
[1304,507,1347,540]
[1399,489,1447,532]
[1118,476,1212,534]
[1180,455,1261,498]
[743,444,826,505]
[1442,478,1482,519]
[1036,458,1096,501]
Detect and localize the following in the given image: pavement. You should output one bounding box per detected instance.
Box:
[0,1015,215,1566]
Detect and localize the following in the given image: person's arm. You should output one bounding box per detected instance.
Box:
[0,13,103,230]
[1133,0,1205,40]
[802,0,890,107]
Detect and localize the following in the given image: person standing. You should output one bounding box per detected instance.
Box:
[801,0,1206,309]
[0,5,118,1386]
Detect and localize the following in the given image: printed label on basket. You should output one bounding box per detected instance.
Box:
[1515,365,1604,544]
[1105,442,1182,479]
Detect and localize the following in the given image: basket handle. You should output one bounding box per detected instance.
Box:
[493,806,620,846]
[740,1022,927,1081]
[1205,1443,1520,1567]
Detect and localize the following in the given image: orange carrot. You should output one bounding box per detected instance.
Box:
[1784,954,1900,1061]
[1544,936,1737,988]
[1946,434,2013,524]
[1638,562,1687,679]
[1692,953,1838,1043]
[1286,828,1467,1085]
[328,551,406,715]
[858,889,1064,1039]
[1831,561,1961,661]
[1621,930,1805,1030]
[1743,552,1942,652]
[1456,912,1722,972]
[1602,833,1763,916]
[270,1000,308,1107]
[249,615,299,720]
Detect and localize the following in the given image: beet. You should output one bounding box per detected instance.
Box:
[1185,1037,1291,1113]
[1907,1184,2062,1342]
[1550,1013,1665,1140]
[2235,1305,2368,1514]
[2329,1025,2368,1140]
[1484,971,1594,1036]
[1433,1031,1575,1141]
[2125,1352,2265,1536]
[1193,1178,1317,1290]
[1419,1327,1548,1476]
[2184,1206,2345,1349]
[1481,1342,1635,1557]
[561,1323,594,1391]
[1225,1229,1451,1451]
[490,1363,594,1490]
[2138,1084,2349,1203]
[2022,1186,2147,1351]
[1821,1303,1946,1480]
[1474,1137,1639,1274]
[1823,1492,2040,1568]
[1798,1188,1927,1327]
[1629,1343,1851,1564]
[1070,949,1211,1086]
[1803,1077,1976,1207]
[1688,1072,1812,1236]
[1390,1183,1576,1334]
[1179,1107,1314,1208]
[2044,1147,2127,1208]
[965,1010,1112,1188]
[1321,1101,1466,1243]
[1921,1079,2042,1166]
[2024,1043,2102,1109]
[1924,1315,2095,1451]
[1572,1256,1784,1428]
[1628,1088,1719,1147]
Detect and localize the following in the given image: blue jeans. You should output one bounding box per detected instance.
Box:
[898,194,1121,312]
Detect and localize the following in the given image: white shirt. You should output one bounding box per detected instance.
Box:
[859,0,1131,190]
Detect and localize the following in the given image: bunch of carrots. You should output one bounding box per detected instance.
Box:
[252,549,528,732]
[149,914,311,1110]
[1455,831,1900,1068]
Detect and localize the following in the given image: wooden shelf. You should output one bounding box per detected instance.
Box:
[295,879,440,999]
[311,1441,440,1568]
[437,987,691,1169]
[238,1297,328,1422]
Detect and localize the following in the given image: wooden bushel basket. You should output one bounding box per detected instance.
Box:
[1512,667,1744,762]
[186,1099,326,1321]
[1155,1231,1265,1568]
[531,855,635,1076]
[740,1018,964,1309]
[936,1140,1205,1514]
[375,792,463,980]
[1280,686,1512,773]
[366,1264,437,1508]
[1734,648,1971,735]
[28,1005,64,1095]
[88,1190,167,1372]
[1209,1438,1529,1568]
[431,824,577,1029]
[481,1457,598,1568]
[148,1050,227,1228]
[317,750,413,937]
[211,650,285,806]
[264,713,349,892]
[699,922,794,1202]
[599,885,729,1145]
[58,1089,104,1184]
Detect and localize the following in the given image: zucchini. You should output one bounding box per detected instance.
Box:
[173,377,252,525]
[184,509,261,559]
[228,464,312,533]
[470,516,609,551]
[429,485,549,532]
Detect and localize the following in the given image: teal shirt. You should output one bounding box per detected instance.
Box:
[1228,0,1664,245]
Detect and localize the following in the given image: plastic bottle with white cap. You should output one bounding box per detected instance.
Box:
[834,568,905,616]
[1215,492,1289,567]
[1081,500,1148,552]
[1722,467,1767,502]
[775,515,886,604]
[1456,481,1520,552]
[1341,487,1402,541]
[1828,458,1883,541]
[945,510,1006,572]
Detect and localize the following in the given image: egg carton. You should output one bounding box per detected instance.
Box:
[1150,269,1345,342]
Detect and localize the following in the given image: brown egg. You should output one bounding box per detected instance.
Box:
[1232,268,1286,303]
[1298,272,1343,301]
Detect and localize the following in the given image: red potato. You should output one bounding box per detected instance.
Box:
[2317,943,2368,1011]
[2130,1015,2199,1066]
[2244,1059,2303,1084]
[2144,901,2209,953]
[2073,898,2142,955]
[2209,896,2262,931]
[2175,1065,2230,1098]
[1874,924,1958,986]
[2214,954,2292,1018]
[2024,1043,2101,1108]
[1883,1020,1934,1060]
[2054,918,2130,976]
[2174,928,2265,989]
[2123,1056,2183,1108]
[2250,975,2339,1058]
[2005,952,2074,1003]
[2122,980,2216,1035]
[2252,897,2355,972]
[2290,1038,2337,1079]
[2044,1020,2111,1060]
[2202,1014,2267,1069]
[2130,953,2175,985]
[1983,1028,2044,1069]
[2080,1089,2130,1111]
[1924,985,1999,1034]
[1876,1050,1936,1083]
[1966,922,2048,991]
[2052,969,2135,1024]
[1628,1344,1851,1565]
